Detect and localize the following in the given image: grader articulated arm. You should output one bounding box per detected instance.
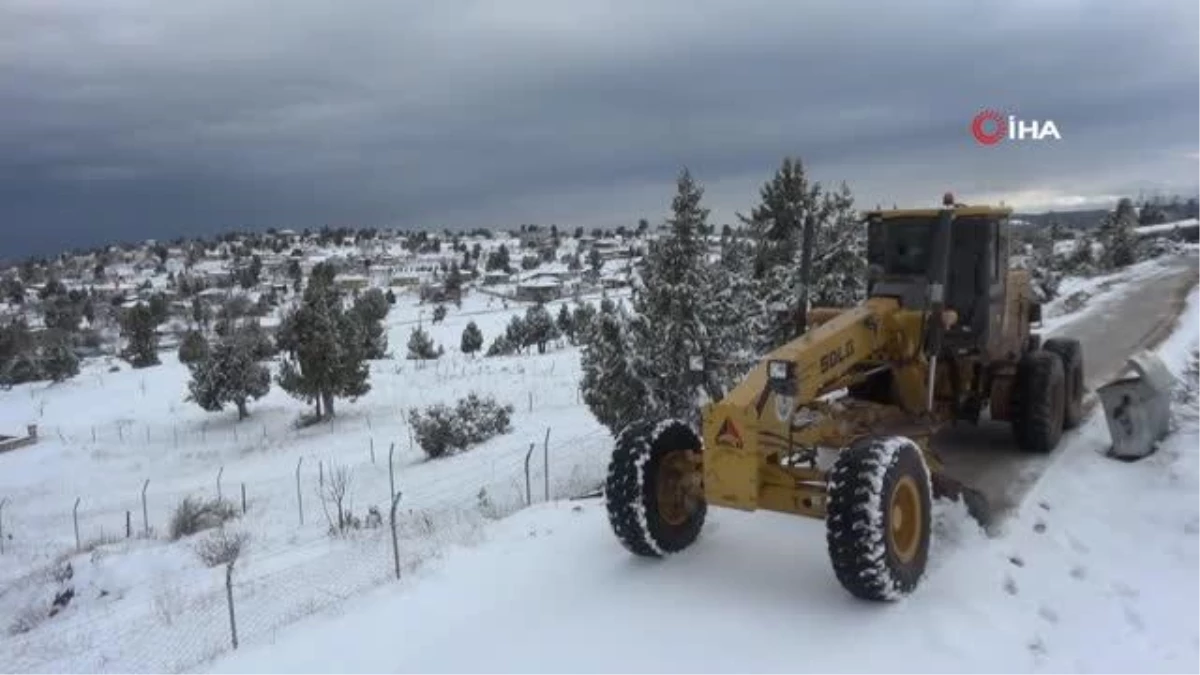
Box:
[697,295,955,516]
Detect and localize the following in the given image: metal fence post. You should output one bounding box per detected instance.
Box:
[217,466,224,501]
[370,437,375,465]
[524,443,535,506]
[141,479,150,536]
[296,457,304,526]
[390,491,403,580]
[388,443,396,501]
[543,427,551,502]
[0,497,8,554]
[241,483,247,515]
[73,497,81,551]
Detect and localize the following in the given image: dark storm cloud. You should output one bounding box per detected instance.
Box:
[1,0,1196,256]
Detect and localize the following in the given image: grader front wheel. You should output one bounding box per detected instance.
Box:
[605,420,706,557]
[826,436,932,601]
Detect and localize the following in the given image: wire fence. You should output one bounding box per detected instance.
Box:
[0,421,612,674]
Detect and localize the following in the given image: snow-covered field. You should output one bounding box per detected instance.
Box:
[0,257,1195,673]
[0,289,623,672]
[209,285,1200,674]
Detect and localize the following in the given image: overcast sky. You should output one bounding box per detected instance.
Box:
[2,0,1197,257]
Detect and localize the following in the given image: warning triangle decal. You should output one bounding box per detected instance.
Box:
[716,418,743,448]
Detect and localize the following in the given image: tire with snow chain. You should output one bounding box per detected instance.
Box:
[605,419,706,557]
[1011,350,1067,453]
[1043,337,1084,430]
[826,435,932,601]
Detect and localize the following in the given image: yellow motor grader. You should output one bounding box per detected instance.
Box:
[604,194,1085,601]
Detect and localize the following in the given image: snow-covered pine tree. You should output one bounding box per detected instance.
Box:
[740,159,866,354]
[578,301,652,436]
[120,302,160,368]
[1098,197,1139,270]
[460,321,483,355]
[809,182,867,308]
[623,167,723,424]
[187,332,271,420]
[351,288,389,359]
[178,330,210,365]
[556,303,576,344]
[704,232,761,385]
[41,334,79,382]
[571,302,597,342]
[407,325,441,360]
[276,262,371,417]
[524,303,557,354]
[738,157,823,353]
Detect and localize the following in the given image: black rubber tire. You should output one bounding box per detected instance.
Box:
[604,419,706,557]
[1011,350,1067,454]
[826,436,932,601]
[1043,337,1085,429]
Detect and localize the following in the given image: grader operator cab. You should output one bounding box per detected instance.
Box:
[604,193,1085,601]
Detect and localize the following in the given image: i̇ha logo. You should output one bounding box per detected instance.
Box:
[971,109,1061,146]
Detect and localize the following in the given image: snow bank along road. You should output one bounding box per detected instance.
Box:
[937,252,1199,519]
[209,259,1200,673]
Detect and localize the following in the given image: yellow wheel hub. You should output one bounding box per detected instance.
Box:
[656,450,700,526]
[888,475,922,563]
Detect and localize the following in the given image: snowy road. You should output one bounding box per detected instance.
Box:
[936,253,1199,520]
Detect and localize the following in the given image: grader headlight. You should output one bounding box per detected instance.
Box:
[767,359,797,396]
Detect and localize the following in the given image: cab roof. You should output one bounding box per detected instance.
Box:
[865,205,1014,220]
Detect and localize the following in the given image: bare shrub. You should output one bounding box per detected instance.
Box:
[195,528,248,568]
[319,464,354,535]
[152,585,186,626]
[170,496,238,540]
[1176,348,1199,407]
[7,604,44,636]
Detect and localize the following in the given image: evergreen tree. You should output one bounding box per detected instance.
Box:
[187,333,271,420]
[120,303,160,368]
[579,301,652,435]
[524,303,557,354]
[460,321,484,355]
[407,325,442,360]
[572,302,598,341]
[276,262,370,417]
[809,183,867,308]
[738,157,821,351]
[739,159,866,352]
[178,329,210,364]
[621,167,723,425]
[1098,197,1139,269]
[351,289,390,359]
[486,245,511,272]
[233,320,276,361]
[432,304,448,324]
[505,315,529,353]
[556,303,576,344]
[42,334,79,382]
[43,296,83,335]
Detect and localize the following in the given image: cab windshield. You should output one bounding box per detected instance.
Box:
[881,217,934,275]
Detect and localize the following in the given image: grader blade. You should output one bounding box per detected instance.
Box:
[1097,350,1177,461]
[930,472,992,529]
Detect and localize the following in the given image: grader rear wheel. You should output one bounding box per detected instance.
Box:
[1012,350,1067,453]
[605,419,706,557]
[826,436,932,601]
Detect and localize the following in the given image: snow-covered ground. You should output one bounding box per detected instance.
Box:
[0,256,1194,673]
[208,286,1200,673]
[0,288,624,672]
